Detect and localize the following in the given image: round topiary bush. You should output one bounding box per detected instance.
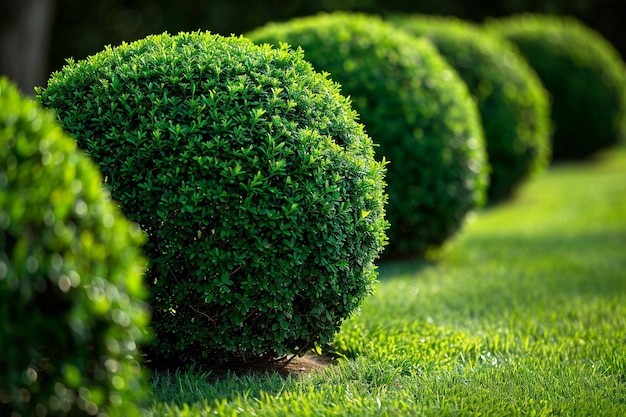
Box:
[392,14,552,202]
[247,12,489,259]
[486,14,626,160]
[0,76,150,416]
[38,31,389,367]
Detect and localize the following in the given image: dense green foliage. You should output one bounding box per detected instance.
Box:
[38,31,388,366]
[392,15,552,202]
[0,76,150,416]
[248,12,489,258]
[149,147,626,416]
[487,14,626,160]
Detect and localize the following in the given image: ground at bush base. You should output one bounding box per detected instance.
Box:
[149,146,626,416]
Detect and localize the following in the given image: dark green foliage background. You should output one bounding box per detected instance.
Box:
[487,14,626,160]
[38,32,388,366]
[47,0,625,80]
[248,12,489,259]
[0,77,150,417]
[392,15,552,202]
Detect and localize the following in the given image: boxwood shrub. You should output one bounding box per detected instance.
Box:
[486,14,626,160]
[0,77,150,416]
[38,31,389,366]
[247,12,489,258]
[392,15,552,202]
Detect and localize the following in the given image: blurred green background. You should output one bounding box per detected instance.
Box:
[1,0,625,95]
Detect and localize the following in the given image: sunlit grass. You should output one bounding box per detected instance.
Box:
[149,147,626,416]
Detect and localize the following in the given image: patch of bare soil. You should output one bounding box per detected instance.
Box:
[277,353,336,375]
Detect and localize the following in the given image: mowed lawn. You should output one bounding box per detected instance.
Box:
[150,147,626,416]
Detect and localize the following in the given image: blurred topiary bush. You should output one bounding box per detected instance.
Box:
[0,76,150,416]
[392,15,552,202]
[486,14,626,160]
[247,12,489,259]
[38,31,388,366]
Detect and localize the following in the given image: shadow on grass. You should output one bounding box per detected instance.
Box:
[376,257,436,281]
[461,229,626,294]
[368,227,626,329]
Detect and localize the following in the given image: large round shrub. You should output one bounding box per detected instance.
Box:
[247,12,489,258]
[392,15,552,202]
[0,76,150,416]
[486,14,626,160]
[38,31,388,366]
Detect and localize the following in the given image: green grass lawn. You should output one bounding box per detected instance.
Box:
[149,147,626,416]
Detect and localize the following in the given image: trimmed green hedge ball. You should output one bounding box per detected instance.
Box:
[38,31,389,366]
[486,14,626,160]
[392,15,552,202]
[248,12,489,258]
[0,76,150,416]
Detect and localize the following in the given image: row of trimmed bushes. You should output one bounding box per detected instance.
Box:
[250,13,491,259]
[248,12,626,258]
[2,12,625,415]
